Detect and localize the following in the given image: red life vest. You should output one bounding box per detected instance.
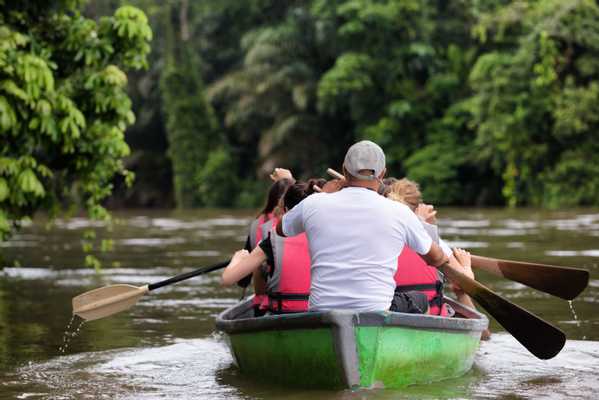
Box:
[248,213,272,249]
[266,224,311,313]
[394,246,448,316]
[248,214,272,308]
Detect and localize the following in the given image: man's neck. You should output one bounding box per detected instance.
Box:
[345,179,379,192]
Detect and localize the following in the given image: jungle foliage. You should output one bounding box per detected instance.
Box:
[113,0,599,209]
[0,0,151,243]
[4,0,599,223]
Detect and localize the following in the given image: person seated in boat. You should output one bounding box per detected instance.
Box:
[241,175,294,315]
[248,173,294,248]
[385,178,474,315]
[386,178,491,339]
[275,140,449,314]
[222,180,323,314]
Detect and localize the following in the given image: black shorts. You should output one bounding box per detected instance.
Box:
[389,289,429,314]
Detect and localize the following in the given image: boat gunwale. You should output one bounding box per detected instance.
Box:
[215,297,489,335]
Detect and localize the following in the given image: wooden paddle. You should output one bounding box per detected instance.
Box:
[327,168,344,180]
[471,255,588,300]
[440,262,565,359]
[72,260,230,321]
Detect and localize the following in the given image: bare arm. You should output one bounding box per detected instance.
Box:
[449,248,475,304]
[270,168,295,182]
[450,248,491,339]
[420,241,449,268]
[221,247,267,286]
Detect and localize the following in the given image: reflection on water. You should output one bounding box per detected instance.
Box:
[1,208,599,399]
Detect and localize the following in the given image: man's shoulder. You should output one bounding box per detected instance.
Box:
[302,192,330,206]
[375,194,410,211]
[376,196,420,223]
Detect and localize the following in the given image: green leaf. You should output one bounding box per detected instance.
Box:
[0,157,18,175]
[0,177,9,201]
[0,80,28,101]
[0,210,11,238]
[17,169,45,197]
[0,96,17,132]
[84,255,102,272]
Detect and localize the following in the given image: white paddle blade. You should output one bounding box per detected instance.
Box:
[72,284,149,321]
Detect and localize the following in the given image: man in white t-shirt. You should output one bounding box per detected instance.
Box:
[275,140,449,312]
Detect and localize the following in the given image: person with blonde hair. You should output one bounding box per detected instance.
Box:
[386,178,491,338]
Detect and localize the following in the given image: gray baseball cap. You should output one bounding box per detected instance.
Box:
[343,140,386,180]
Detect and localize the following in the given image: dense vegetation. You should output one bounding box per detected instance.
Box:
[3,0,599,233]
[111,0,599,209]
[0,0,151,249]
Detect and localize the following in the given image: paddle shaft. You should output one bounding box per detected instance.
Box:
[327,168,345,180]
[148,260,230,291]
[73,260,231,321]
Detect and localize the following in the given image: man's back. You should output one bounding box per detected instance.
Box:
[283,187,432,311]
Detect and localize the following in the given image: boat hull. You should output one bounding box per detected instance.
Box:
[216,298,488,389]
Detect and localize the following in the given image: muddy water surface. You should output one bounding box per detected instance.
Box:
[0,208,598,399]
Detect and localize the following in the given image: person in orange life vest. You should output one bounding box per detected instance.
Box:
[253,177,325,313]
[386,178,491,338]
[240,176,294,316]
[222,180,323,314]
[385,179,450,315]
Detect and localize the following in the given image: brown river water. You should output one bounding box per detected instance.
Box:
[0,208,598,399]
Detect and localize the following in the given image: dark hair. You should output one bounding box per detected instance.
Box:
[307,178,326,191]
[283,179,324,210]
[382,177,398,197]
[258,179,293,218]
[382,177,398,186]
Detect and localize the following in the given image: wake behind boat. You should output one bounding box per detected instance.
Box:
[216,297,489,389]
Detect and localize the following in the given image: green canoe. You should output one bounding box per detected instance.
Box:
[215,297,488,389]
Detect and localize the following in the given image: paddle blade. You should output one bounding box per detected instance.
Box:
[441,264,566,360]
[72,284,149,321]
[472,255,589,300]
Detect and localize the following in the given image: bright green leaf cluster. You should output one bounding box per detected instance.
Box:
[0,1,151,245]
[468,0,599,206]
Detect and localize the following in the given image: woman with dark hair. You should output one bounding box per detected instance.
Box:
[248,178,294,248]
[223,180,323,315]
[242,176,294,315]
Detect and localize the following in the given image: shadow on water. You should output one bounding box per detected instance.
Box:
[215,335,599,400]
[215,363,485,399]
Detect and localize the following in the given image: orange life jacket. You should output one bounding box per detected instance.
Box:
[394,246,448,316]
[248,213,272,249]
[266,222,311,313]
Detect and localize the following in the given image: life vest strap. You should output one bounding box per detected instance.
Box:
[395,283,439,292]
[268,292,310,313]
[268,292,310,300]
[396,281,444,315]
